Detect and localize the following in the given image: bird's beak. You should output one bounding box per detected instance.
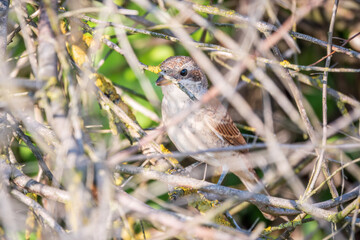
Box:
[156,75,172,86]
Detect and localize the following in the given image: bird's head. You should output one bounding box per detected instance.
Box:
[156,56,208,92]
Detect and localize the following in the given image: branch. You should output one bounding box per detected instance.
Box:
[192,3,360,59]
[0,0,9,59]
[116,164,360,221]
[116,189,250,239]
[10,189,66,235]
[0,161,70,203]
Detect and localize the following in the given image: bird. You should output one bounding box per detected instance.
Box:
[156,56,266,193]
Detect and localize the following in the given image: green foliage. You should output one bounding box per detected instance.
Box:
[302,221,323,240]
[18,232,37,240]
[17,145,38,176]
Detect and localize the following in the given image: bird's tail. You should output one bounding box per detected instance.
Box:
[233,168,268,194]
[232,169,276,221]
[219,154,276,220]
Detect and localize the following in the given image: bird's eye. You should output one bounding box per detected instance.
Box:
[180,69,188,76]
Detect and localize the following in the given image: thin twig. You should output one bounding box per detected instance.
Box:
[0,0,9,59]
[192,3,360,59]
[1,161,70,203]
[10,189,66,235]
[302,0,340,201]
[14,126,57,183]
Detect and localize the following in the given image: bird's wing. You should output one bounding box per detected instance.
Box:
[204,100,248,152]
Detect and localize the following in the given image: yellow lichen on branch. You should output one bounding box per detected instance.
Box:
[61,19,92,67]
[25,193,39,240]
[160,144,179,166]
[168,187,231,227]
[61,23,138,137]
[91,73,137,137]
[279,60,291,68]
[69,33,93,67]
[146,65,162,74]
[93,73,136,122]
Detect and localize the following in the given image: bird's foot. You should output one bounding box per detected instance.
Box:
[217,165,229,185]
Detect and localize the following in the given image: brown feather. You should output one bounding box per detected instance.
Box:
[204,100,248,153]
